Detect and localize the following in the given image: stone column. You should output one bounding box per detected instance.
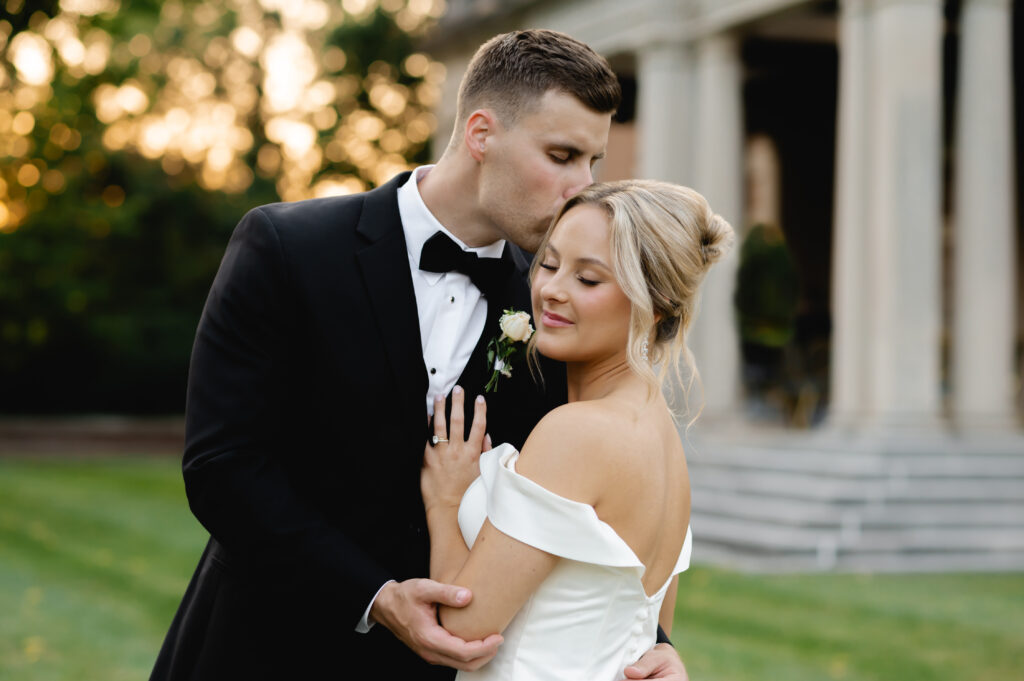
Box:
[829,0,873,428]
[689,33,744,420]
[864,0,944,427]
[636,41,693,184]
[746,134,781,229]
[952,0,1018,429]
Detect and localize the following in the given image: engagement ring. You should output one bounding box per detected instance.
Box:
[431,435,448,445]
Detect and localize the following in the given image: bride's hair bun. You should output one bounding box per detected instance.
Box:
[699,213,735,268]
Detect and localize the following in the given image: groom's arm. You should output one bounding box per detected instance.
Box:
[183,207,393,623]
[184,208,499,670]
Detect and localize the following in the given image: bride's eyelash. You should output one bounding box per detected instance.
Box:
[540,262,599,286]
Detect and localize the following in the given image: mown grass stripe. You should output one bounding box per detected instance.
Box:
[674,567,1024,681]
[0,480,204,570]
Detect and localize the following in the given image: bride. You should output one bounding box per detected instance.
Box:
[421,179,733,680]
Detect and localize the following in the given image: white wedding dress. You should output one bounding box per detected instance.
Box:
[456,444,692,681]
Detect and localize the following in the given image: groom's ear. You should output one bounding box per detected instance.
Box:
[465,109,496,162]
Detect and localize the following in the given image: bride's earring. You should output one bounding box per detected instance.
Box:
[641,340,649,362]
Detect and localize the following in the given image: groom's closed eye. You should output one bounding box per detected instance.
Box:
[547,145,590,164]
[548,148,604,167]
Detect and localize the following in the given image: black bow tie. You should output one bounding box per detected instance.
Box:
[419,231,512,298]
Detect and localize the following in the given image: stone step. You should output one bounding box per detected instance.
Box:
[690,514,832,552]
[679,431,1024,572]
[849,526,1024,552]
[692,543,1024,573]
[687,445,1024,478]
[690,514,1024,554]
[691,487,1024,528]
[690,468,1024,502]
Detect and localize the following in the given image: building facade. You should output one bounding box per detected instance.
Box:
[425,0,1024,571]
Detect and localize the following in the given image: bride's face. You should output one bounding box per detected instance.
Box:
[531,204,632,364]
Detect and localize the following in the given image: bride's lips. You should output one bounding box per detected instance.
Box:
[542,311,573,327]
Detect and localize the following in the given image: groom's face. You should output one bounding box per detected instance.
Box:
[478,90,611,254]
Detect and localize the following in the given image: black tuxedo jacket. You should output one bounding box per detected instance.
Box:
[151,172,567,680]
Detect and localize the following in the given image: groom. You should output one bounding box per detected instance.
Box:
[152,29,687,680]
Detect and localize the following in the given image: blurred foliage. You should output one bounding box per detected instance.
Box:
[735,223,799,348]
[0,0,446,413]
[735,224,830,428]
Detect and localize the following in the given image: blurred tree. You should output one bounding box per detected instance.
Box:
[734,223,802,422]
[735,223,799,349]
[0,0,446,413]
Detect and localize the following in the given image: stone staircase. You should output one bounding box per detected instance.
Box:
[684,428,1024,572]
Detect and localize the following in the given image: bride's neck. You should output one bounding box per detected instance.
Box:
[565,358,644,403]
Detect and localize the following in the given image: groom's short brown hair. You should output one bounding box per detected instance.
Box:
[454,29,621,129]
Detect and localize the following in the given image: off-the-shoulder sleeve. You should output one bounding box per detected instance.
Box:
[674,525,693,575]
[477,444,645,568]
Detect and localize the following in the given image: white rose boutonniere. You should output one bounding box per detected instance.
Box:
[485,309,534,392]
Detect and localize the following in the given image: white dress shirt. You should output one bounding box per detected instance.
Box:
[356,166,506,632]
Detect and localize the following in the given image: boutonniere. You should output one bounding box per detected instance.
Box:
[485,309,535,392]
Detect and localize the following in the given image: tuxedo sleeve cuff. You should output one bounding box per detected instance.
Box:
[655,624,673,646]
[355,580,395,633]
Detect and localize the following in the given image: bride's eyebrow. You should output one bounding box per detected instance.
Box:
[545,244,609,270]
[574,256,611,271]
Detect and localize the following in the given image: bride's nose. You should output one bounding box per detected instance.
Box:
[540,273,569,303]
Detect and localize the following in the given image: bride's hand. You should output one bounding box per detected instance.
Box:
[422,386,490,512]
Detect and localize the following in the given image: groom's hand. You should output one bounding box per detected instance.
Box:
[371,578,502,670]
[621,643,689,681]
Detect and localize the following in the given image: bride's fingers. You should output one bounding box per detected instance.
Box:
[432,394,447,442]
[449,386,465,443]
[467,394,487,449]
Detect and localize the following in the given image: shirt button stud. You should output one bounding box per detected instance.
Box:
[450,296,455,303]
[430,368,436,375]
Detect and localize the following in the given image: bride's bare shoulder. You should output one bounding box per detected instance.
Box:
[515,402,636,504]
[523,401,628,453]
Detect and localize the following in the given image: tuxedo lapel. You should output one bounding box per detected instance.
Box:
[455,245,528,397]
[354,172,429,405]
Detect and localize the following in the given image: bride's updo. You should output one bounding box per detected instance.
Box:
[534,179,734,405]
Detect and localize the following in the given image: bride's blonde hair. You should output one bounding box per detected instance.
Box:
[529,179,734,416]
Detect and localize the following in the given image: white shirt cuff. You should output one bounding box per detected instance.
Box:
[355,580,395,633]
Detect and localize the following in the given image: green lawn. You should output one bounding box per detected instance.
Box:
[1,456,1021,681]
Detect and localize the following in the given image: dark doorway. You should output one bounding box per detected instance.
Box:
[740,37,837,426]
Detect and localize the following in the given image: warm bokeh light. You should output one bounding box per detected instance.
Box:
[59,0,121,15]
[41,169,66,193]
[17,164,41,187]
[9,31,54,85]
[101,184,125,207]
[0,0,447,232]
[11,110,34,135]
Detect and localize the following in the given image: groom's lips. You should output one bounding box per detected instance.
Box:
[542,311,573,327]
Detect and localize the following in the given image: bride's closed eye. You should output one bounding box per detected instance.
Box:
[539,262,600,286]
